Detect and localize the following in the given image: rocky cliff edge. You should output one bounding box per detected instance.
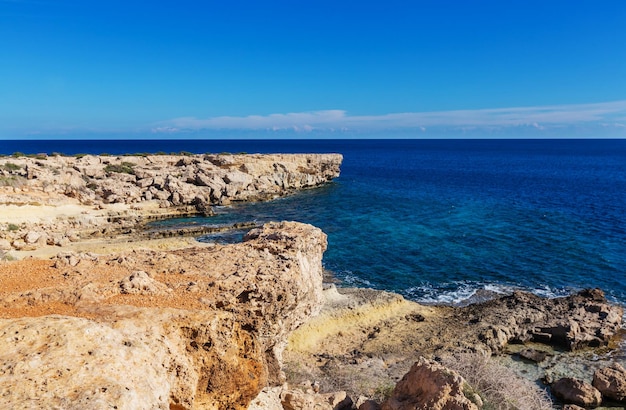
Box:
[0,221,327,409]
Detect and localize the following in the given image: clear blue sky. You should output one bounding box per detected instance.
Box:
[1,0,625,139]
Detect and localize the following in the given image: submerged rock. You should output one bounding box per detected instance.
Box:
[518,348,552,363]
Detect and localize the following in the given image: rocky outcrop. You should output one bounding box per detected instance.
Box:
[0,221,327,409]
[464,289,623,353]
[551,378,602,408]
[0,153,342,252]
[592,363,626,402]
[381,358,479,410]
[249,386,353,410]
[283,285,622,409]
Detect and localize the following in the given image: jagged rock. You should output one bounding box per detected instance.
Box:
[469,289,623,353]
[191,196,213,216]
[593,363,626,401]
[119,271,168,295]
[551,378,602,408]
[0,154,342,250]
[137,177,153,188]
[24,231,42,244]
[381,357,478,410]
[0,222,327,409]
[563,405,585,410]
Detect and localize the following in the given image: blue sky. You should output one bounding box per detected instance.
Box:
[1,0,625,139]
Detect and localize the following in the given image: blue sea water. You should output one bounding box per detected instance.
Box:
[3,139,626,305]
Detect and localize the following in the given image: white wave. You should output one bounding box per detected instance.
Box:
[405,282,481,306]
[338,271,374,288]
[530,285,572,299]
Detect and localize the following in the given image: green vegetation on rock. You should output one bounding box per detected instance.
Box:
[104,162,136,175]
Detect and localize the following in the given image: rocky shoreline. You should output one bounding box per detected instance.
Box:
[0,152,342,257]
[1,153,625,409]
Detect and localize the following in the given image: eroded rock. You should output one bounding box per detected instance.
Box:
[381,357,478,410]
[551,377,602,408]
[0,221,327,409]
[593,362,626,402]
[0,153,342,251]
[469,289,623,353]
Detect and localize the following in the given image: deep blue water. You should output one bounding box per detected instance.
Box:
[3,139,626,305]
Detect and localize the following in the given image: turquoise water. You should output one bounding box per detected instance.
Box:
[5,139,625,305]
[155,139,626,305]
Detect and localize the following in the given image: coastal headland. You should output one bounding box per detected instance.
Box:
[1,153,625,409]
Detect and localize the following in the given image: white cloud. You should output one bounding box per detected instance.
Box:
[156,100,626,134]
[151,126,182,133]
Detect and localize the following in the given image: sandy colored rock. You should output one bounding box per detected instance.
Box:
[0,221,327,409]
[381,357,478,410]
[519,348,551,363]
[248,387,285,410]
[0,153,342,254]
[119,270,168,295]
[0,315,172,410]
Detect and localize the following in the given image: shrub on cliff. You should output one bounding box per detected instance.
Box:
[0,175,26,188]
[1,162,22,171]
[104,162,136,175]
[443,353,552,410]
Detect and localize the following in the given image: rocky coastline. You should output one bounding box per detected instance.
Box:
[0,152,341,257]
[1,153,625,409]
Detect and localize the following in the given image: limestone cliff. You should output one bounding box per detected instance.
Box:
[0,221,327,409]
[0,153,342,252]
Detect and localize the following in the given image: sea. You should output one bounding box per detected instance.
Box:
[2,139,626,306]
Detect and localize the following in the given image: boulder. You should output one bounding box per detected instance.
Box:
[24,231,42,244]
[248,387,284,410]
[381,357,479,410]
[0,239,11,251]
[519,348,551,363]
[12,239,31,250]
[593,363,626,401]
[281,389,352,410]
[119,271,168,295]
[356,396,382,410]
[551,378,602,408]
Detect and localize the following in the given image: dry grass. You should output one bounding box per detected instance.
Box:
[283,354,397,403]
[443,353,553,410]
[0,175,27,188]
